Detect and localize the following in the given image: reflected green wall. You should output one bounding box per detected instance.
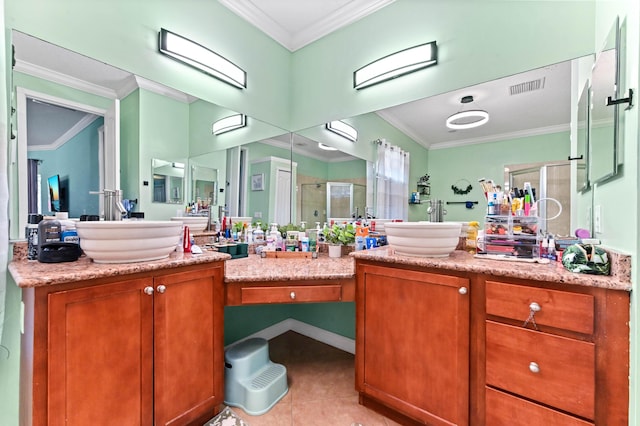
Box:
[427,131,570,223]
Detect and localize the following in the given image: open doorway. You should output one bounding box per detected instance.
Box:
[15,87,119,230]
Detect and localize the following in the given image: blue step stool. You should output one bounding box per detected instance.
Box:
[224,338,288,415]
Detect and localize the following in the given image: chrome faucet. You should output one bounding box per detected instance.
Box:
[90,189,127,221]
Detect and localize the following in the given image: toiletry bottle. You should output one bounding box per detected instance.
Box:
[182,226,192,253]
[246,224,253,243]
[26,214,43,260]
[61,221,79,245]
[254,224,264,243]
[487,194,497,215]
[38,218,62,243]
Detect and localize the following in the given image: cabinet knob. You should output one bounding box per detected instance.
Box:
[157,285,166,294]
[529,302,541,312]
[529,362,540,374]
[458,287,468,295]
[290,291,296,300]
[144,286,154,296]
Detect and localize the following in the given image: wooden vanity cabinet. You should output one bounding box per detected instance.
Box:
[21,262,225,426]
[355,261,471,426]
[483,279,629,426]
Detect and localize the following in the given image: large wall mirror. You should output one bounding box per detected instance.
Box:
[11,28,600,238]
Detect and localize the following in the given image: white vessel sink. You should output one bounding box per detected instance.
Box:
[171,216,209,233]
[384,221,462,257]
[76,220,182,263]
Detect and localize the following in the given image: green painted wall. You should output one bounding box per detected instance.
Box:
[427,131,570,223]
[120,90,141,208]
[137,89,189,220]
[5,0,291,129]
[290,0,595,130]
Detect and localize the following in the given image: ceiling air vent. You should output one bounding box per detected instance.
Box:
[509,77,545,95]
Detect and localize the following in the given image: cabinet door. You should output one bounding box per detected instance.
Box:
[153,266,224,426]
[48,277,154,425]
[356,264,470,426]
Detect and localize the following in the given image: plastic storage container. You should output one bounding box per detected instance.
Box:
[484,215,540,258]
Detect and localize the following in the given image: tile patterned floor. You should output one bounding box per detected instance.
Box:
[225,331,402,426]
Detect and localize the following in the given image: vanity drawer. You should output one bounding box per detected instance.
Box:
[486,387,593,426]
[485,280,594,335]
[486,321,595,420]
[240,284,342,304]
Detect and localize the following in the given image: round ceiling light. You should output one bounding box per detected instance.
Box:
[446,110,490,130]
[318,142,338,151]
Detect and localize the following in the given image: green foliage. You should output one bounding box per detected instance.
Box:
[278,223,303,236]
[323,223,356,246]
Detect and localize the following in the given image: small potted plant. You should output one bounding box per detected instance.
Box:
[324,223,356,258]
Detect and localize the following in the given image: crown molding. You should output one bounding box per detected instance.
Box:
[219,0,395,51]
[27,113,100,151]
[428,123,571,150]
[14,59,118,99]
[134,76,197,103]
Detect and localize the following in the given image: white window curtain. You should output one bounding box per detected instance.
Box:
[375,139,410,220]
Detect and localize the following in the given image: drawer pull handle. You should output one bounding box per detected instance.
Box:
[290,291,296,300]
[144,286,154,296]
[458,287,468,295]
[157,285,166,294]
[523,302,541,330]
[529,362,540,374]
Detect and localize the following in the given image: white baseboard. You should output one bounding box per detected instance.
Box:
[226,318,355,354]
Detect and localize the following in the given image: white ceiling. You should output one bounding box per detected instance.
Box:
[15,1,573,157]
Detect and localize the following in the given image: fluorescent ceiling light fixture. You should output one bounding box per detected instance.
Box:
[212,114,246,135]
[446,95,489,129]
[325,120,358,142]
[318,142,338,151]
[354,41,437,90]
[159,28,246,89]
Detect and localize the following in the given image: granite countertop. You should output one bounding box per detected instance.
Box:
[9,244,230,288]
[224,253,355,282]
[351,248,632,291]
[9,241,631,292]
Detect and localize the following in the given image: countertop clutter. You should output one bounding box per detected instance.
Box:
[351,247,632,291]
[9,240,630,291]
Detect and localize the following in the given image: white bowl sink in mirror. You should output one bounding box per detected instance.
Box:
[171,216,209,233]
[384,221,462,257]
[76,220,182,263]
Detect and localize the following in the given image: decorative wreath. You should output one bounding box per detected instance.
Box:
[451,179,473,195]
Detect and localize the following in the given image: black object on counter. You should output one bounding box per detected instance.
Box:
[80,214,100,221]
[38,242,82,263]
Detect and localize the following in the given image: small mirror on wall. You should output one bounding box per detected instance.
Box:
[191,164,217,209]
[152,158,184,204]
[575,79,589,192]
[589,17,620,184]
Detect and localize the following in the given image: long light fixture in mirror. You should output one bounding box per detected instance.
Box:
[212,113,247,135]
[354,41,437,90]
[326,120,358,141]
[158,28,247,89]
